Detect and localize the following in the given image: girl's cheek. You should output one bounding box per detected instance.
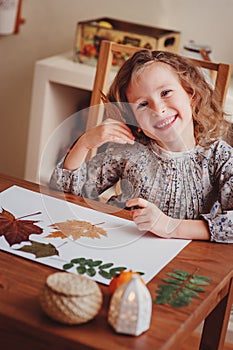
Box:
[135,116,147,129]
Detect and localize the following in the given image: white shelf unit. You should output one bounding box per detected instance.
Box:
[25,52,97,184]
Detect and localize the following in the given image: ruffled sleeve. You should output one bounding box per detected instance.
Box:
[49,143,132,199]
[49,156,88,196]
[200,141,233,243]
[201,204,233,243]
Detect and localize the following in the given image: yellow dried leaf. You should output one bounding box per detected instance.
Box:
[49,220,107,240]
[45,231,67,239]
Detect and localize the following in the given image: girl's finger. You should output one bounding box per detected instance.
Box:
[101,125,134,143]
[126,197,148,208]
[103,119,132,133]
[108,124,134,139]
[132,208,145,219]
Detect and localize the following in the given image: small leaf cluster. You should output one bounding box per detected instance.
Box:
[154,269,212,308]
[63,257,127,279]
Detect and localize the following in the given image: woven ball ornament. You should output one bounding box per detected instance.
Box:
[40,272,103,324]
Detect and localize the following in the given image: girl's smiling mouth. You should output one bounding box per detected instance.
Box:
[154,115,177,129]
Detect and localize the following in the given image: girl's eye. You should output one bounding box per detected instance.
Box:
[161,89,172,97]
[137,101,148,110]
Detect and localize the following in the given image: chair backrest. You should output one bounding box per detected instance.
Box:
[86,40,232,156]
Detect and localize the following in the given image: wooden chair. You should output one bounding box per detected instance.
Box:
[86,40,232,157]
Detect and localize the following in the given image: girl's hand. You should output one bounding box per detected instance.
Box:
[81,118,135,150]
[63,118,134,171]
[126,198,180,238]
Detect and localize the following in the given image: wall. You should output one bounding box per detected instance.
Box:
[0,0,232,179]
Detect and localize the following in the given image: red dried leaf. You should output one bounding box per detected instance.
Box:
[0,208,43,246]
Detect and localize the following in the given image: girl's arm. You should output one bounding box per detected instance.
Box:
[126,198,210,240]
[50,119,134,195]
[64,119,135,171]
[170,218,210,240]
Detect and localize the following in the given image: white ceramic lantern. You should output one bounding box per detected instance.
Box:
[108,274,152,336]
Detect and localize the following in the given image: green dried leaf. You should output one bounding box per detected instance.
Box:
[136,271,145,276]
[154,294,170,305]
[182,288,199,298]
[157,286,174,296]
[166,272,188,280]
[85,259,94,266]
[89,260,103,267]
[193,274,212,282]
[162,278,182,284]
[63,263,74,270]
[76,265,86,274]
[17,240,58,258]
[99,269,112,279]
[190,277,211,285]
[173,270,191,278]
[99,262,114,269]
[155,285,178,305]
[71,257,86,264]
[185,284,205,292]
[170,294,192,308]
[86,267,96,277]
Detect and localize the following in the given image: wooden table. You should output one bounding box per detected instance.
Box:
[0,173,233,350]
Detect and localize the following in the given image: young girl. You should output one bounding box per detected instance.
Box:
[50,50,233,243]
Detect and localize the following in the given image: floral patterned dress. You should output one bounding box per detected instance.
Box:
[50,139,233,243]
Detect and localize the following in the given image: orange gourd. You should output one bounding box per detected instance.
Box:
[109,270,144,294]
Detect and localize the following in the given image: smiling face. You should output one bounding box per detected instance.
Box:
[126,61,196,151]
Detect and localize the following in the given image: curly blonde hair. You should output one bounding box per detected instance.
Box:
[107,50,230,146]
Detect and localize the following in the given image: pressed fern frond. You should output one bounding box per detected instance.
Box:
[154,269,212,308]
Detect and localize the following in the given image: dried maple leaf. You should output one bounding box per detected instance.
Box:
[0,208,43,246]
[17,240,59,258]
[50,220,107,240]
[45,231,67,239]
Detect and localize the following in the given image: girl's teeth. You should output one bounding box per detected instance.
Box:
[156,116,175,129]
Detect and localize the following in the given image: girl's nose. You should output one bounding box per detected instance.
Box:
[150,101,166,116]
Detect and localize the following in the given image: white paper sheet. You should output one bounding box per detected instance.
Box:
[0,186,190,285]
